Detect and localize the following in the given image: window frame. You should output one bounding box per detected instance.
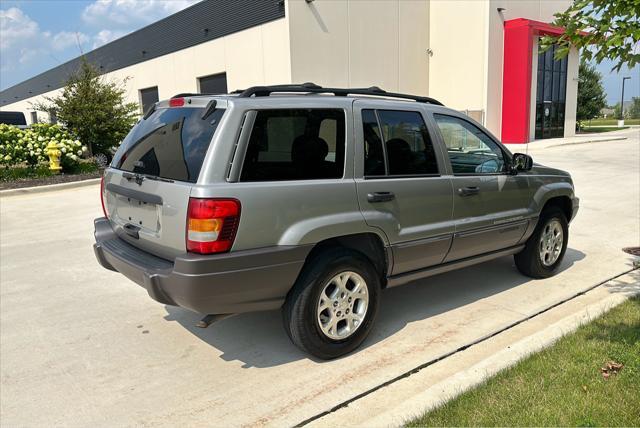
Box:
[236,107,349,183]
[432,113,512,177]
[361,108,441,180]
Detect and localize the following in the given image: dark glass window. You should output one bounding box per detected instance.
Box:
[140,86,159,115]
[362,109,385,176]
[198,73,228,94]
[240,109,345,182]
[0,111,27,126]
[434,114,506,174]
[112,107,225,183]
[361,109,438,176]
[535,43,568,140]
[377,110,438,175]
[30,111,37,124]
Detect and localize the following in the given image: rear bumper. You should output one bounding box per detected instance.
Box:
[93,217,310,314]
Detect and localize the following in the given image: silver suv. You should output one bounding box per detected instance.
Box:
[94,84,579,359]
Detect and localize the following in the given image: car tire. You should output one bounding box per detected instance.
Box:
[282,248,381,360]
[515,207,568,279]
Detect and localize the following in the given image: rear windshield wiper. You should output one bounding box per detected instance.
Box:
[201,100,217,120]
[142,104,156,120]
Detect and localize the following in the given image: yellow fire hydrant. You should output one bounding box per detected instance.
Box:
[46,141,62,174]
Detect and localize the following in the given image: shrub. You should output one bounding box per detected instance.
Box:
[0,123,88,169]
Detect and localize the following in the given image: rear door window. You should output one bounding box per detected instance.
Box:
[362,109,439,177]
[240,109,345,181]
[112,107,225,183]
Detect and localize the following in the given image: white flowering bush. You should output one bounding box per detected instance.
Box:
[0,123,88,169]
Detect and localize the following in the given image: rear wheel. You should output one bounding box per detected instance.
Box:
[283,248,381,359]
[515,207,568,278]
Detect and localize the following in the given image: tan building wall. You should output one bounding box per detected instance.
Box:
[286,0,430,95]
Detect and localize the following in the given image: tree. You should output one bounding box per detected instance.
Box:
[576,59,607,128]
[540,0,640,72]
[629,97,640,119]
[613,102,623,119]
[33,58,138,156]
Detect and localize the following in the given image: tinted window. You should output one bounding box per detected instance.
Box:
[199,73,228,94]
[433,114,506,174]
[362,109,385,176]
[362,109,438,176]
[140,87,159,114]
[112,107,225,183]
[0,111,27,126]
[240,109,345,182]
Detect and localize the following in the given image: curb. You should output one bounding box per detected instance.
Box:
[0,177,101,197]
[546,136,628,148]
[305,269,639,427]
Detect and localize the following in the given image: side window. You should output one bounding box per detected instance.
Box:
[240,109,345,182]
[433,114,506,174]
[362,109,385,176]
[361,109,438,177]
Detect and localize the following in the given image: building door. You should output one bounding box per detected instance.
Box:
[198,73,228,94]
[535,44,568,139]
[139,86,159,115]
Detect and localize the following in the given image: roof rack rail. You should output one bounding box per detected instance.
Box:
[170,92,222,99]
[233,83,443,105]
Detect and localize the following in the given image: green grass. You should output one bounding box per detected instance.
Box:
[578,126,629,134]
[407,296,640,427]
[587,118,640,126]
[0,159,98,182]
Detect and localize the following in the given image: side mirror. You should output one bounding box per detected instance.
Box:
[512,153,533,172]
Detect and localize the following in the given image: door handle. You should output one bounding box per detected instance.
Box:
[367,192,395,203]
[457,186,480,197]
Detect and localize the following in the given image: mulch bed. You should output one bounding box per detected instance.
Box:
[0,171,102,190]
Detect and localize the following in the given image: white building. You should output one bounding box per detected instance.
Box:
[0,0,579,144]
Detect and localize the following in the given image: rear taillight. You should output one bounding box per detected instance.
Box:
[100,174,108,218]
[186,198,240,254]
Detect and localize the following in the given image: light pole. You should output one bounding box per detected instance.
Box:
[619,76,631,126]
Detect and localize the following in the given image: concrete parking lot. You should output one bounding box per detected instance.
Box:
[1,128,638,426]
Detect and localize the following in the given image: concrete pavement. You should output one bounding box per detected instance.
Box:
[1,129,638,426]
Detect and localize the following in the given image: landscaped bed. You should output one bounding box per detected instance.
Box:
[406,295,640,427]
[0,161,101,190]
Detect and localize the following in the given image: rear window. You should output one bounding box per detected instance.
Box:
[0,111,27,126]
[112,107,225,182]
[240,109,345,182]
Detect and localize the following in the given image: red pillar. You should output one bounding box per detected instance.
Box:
[501,19,534,144]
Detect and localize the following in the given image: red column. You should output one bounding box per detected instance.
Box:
[501,19,534,144]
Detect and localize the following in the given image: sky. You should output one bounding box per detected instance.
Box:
[0,0,638,105]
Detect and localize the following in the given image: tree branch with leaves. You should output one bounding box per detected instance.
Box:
[540,0,640,71]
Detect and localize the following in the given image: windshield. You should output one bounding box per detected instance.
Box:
[0,112,27,126]
[112,107,225,182]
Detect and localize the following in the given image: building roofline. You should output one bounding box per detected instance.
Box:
[0,0,285,107]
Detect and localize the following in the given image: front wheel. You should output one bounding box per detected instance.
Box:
[515,207,568,278]
[282,248,381,359]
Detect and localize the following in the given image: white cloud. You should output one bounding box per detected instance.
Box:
[52,31,89,51]
[82,0,200,28]
[0,7,89,72]
[92,29,127,49]
[0,7,39,51]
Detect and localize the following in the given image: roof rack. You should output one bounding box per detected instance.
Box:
[232,82,444,105]
[170,92,220,99]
